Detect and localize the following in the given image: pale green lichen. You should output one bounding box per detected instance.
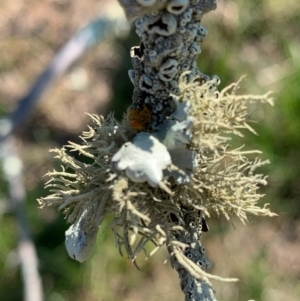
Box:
[177,76,275,222]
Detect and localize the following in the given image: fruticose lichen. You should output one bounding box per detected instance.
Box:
[39,0,276,300]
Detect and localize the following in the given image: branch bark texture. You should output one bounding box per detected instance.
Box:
[119,1,218,300]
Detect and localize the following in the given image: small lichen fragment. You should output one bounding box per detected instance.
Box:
[165,146,197,184]
[65,210,99,262]
[112,132,171,186]
[160,117,193,149]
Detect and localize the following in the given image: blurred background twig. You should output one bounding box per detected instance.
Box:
[1,139,43,301]
[0,16,127,142]
[0,1,128,300]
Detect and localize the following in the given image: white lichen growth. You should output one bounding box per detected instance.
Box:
[112,132,171,187]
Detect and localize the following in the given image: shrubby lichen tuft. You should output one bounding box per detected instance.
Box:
[38,79,275,267]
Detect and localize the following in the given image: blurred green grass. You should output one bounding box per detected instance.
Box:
[1,0,300,300]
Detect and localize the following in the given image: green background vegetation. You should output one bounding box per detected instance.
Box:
[0,0,299,300]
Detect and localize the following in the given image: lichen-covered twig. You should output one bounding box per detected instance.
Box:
[39,1,276,300]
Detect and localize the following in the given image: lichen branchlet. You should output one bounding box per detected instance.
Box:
[39,0,276,300]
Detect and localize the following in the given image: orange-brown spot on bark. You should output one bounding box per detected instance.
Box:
[129,105,152,131]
